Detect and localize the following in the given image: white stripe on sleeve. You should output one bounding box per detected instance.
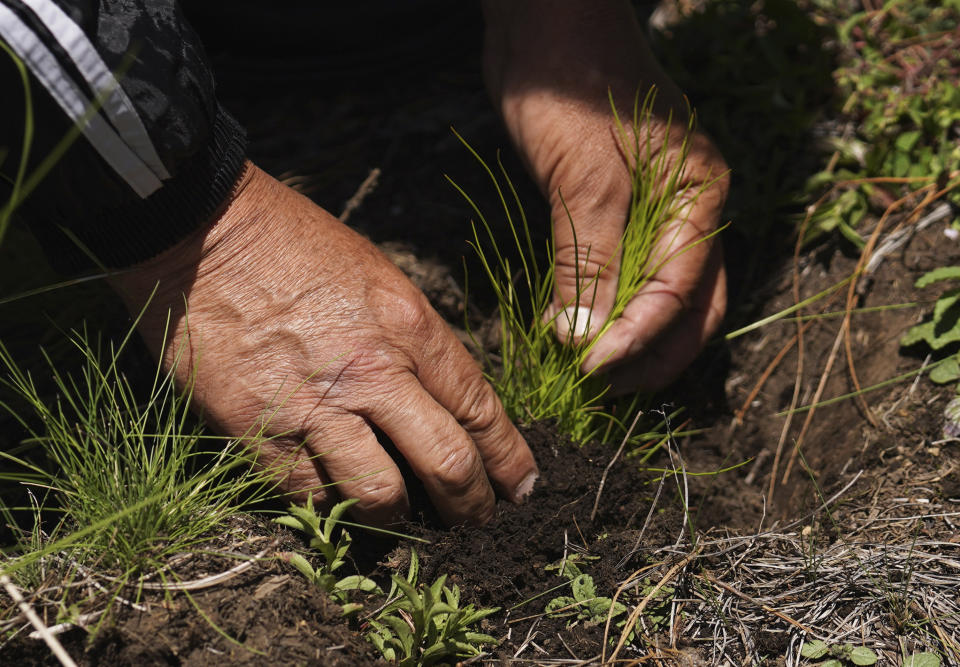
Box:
[0,3,162,198]
[20,0,170,180]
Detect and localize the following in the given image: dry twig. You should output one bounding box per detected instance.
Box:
[1,574,77,667]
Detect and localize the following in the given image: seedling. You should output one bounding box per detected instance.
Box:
[544,555,672,644]
[274,497,381,614]
[545,570,628,627]
[800,639,877,666]
[901,267,960,385]
[899,266,960,437]
[451,87,722,444]
[366,549,499,666]
[0,323,294,642]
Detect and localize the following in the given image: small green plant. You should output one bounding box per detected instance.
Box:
[544,555,672,643]
[803,2,960,245]
[366,550,499,666]
[901,266,960,385]
[545,563,627,626]
[274,497,381,615]
[0,326,282,579]
[904,652,942,667]
[0,323,295,644]
[800,639,878,667]
[450,88,720,444]
[900,266,960,437]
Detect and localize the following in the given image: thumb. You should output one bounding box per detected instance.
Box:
[546,182,631,345]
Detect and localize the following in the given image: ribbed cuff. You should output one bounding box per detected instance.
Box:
[44,105,248,272]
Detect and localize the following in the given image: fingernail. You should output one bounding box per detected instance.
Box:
[556,306,593,340]
[513,471,538,502]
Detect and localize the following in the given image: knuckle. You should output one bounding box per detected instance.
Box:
[333,348,410,396]
[554,245,614,276]
[389,290,435,337]
[339,348,393,377]
[434,445,481,495]
[353,477,408,513]
[553,244,617,300]
[457,378,503,437]
[574,165,628,208]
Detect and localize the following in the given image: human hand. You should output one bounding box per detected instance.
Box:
[482,0,730,392]
[110,162,538,527]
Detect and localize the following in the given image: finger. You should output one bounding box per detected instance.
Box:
[300,412,411,526]
[605,241,726,393]
[253,435,336,504]
[416,329,539,506]
[204,404,340,505]
[545,127,632,343]
[582,192,721,372]
[397,323,537,507]
[357,372,501,526]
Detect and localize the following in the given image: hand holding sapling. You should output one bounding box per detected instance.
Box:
[483,0,730,392]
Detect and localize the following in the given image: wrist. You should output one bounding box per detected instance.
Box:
[483,2,687,131]
[109,160,260,309]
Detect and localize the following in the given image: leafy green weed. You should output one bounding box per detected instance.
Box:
[804,2,960,245]
[366,549,499,666]
[900,266,960,385]
[544,554,672,645]
[274,497,381,615]
[800,639,878,667]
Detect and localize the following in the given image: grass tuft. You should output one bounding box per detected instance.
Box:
[0,319,288,594]
[449,87,722,444]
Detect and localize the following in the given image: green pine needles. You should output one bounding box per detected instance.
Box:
[450,87,721,444]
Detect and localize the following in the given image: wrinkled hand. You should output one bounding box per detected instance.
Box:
[483,0,730,392]
[110,163,538,526]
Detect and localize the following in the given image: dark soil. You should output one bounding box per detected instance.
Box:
[2,515,382,666]
[390,424,703,662]
[4,1,960,665]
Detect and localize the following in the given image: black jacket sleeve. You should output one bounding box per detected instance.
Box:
[0,0,247,271]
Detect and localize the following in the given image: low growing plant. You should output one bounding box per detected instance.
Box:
[274,496,381,615]
[545,562,628,627]
[800,639,877,667]
[899,266,960,438]
[450,88,722,444]
[903,652,942,667]
[0,323,298,644]
[803,2,960,246]
[900,266,960,385]
[366,549,499,666]
[0,326,283,580]
[544,554,673,644]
